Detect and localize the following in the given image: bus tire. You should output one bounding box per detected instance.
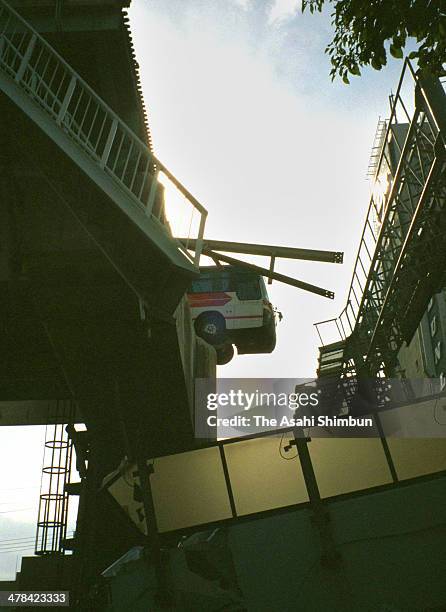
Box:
[216,343,234,365]
[194,312,226,345]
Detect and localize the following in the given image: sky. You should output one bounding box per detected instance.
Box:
[128,0,405,377]
[0,0,409,580]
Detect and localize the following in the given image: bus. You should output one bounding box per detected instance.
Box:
[187,265,277,365]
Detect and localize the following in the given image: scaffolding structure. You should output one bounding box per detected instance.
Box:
[315,61,446,385]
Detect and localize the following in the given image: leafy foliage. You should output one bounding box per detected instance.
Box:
[302,0,446,83]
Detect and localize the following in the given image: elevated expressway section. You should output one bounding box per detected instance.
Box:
[0,0,215,583]
[0,0,210,467]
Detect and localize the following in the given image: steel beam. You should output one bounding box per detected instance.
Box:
[204,249,335,299]
[177,238,343,264]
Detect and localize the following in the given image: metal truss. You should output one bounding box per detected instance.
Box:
[315,61,446,378]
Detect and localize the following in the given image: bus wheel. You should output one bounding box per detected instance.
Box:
[195,313,225,345]
[216,343,234,365]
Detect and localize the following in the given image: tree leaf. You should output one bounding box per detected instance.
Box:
[371,56,382,70]
[390,43,403,59]
[303,0,446,80]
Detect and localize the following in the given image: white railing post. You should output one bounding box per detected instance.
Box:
[100,118,118,169]
[56,75,77,125]
[15,33,36,83]
[146,169,159,216]
[194,212,207,265]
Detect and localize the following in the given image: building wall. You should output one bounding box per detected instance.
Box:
[229,475,446,612]
[397,287,446,383]
[397,328,426,378]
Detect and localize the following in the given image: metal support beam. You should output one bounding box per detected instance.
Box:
[177,238,343,264]
[417,74,446,137]
[203,249,335,299]
[292,430,341,568]
[268,255,275,285]
[136,457,172,607]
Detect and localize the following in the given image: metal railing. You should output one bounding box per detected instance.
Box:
[315,60,444,354]
[0,0,207,265]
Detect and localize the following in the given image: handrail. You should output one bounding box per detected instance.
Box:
[341,61,413,331]
[0,0,207,265]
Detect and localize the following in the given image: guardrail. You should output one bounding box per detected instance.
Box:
[0,0,207,265]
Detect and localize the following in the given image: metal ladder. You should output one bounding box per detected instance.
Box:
[35,400,75,556]
[0,0,207,265]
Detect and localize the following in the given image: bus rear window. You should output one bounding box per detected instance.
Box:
[190,274,232,293]
[190,278,213,293]
[189,269,263,300]
[235,276,261,300]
